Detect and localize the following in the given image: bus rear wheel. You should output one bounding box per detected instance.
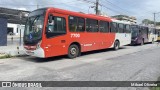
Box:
[68,44,79,59]
[114,41,120,50]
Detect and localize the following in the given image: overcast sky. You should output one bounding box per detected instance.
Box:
[0,0,160,23]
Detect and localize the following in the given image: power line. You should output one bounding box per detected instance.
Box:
[103,0,131,14]
[100,3,125,14]
[76,0,95,4]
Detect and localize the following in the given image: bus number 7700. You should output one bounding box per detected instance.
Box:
[71,33,80,38]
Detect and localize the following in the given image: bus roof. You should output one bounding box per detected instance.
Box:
[111,19,131,24]
[44,7,112,22]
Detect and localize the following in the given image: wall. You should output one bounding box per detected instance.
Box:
[7,23,25,36]
[0,18,7,46]
[7,23,18,35]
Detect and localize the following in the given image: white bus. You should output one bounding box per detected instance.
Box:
[148,27,158,43]
[110,19,131,49]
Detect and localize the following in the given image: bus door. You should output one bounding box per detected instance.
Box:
[44,13,68,57]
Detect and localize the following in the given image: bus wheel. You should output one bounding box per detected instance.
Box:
[114,41,120,50]
[68,44,79,59]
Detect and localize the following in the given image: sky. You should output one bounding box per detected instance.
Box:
[0,0,160,23]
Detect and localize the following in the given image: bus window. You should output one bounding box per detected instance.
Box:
[124,25,131,33]
[99,21,109,33]
[77,17,85,32]
[154,29,157,34]
[69,16,85,32]
[69,16,77,32]
[111,22,117,33]
[46,16,66,38]
[86,19,99,32]
[140,26,146,34]
[158,31,160,37]
[118,23,124,33]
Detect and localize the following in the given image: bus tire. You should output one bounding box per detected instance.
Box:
[114,40,120,50]
[68,44,79,59]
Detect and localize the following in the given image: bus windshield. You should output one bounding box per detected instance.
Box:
[24,9,45,45]
[24,15,44,40]
[131,26,139,38]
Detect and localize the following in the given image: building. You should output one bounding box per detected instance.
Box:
[0,7,30,46]
[112,15,137,24]
[0,18,7,46]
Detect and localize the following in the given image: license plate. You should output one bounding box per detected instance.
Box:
[26,51,34,55]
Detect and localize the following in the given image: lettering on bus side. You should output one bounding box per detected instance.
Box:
[71,33,80,38]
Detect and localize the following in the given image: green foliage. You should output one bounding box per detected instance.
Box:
[0,54,12,59]
[150,77,160,90]
[142,19,160,25]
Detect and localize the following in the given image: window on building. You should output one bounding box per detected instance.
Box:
[118,23,124,33]
[99,21,109,33]
[111,22,117,33]
[69,16,85,32]
[86,19,99,32]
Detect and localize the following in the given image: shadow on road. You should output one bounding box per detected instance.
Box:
[20,47,126,63]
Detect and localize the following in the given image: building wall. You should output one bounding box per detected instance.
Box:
[7,23,18,35]
[0,18,7,46]
[7,23,25,36]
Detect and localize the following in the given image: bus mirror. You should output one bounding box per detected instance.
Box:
[48,15,53,23]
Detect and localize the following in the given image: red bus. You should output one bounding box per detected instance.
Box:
[24,7,131,58]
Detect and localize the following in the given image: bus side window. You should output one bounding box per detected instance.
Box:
[158,31,160,36]
[69,16,77,32]
[99,21,109,33]
[86,19,99,32]
[77,17,85,32]
[124,24,131,33]
[118,23,124,33]
[46,16,66,38]
[110,22,117,33]
[69,16,85,32]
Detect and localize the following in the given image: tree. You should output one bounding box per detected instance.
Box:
[142,19,160,25]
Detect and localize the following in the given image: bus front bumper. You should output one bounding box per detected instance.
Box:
[25,48,45,58]
[131,39,138,45]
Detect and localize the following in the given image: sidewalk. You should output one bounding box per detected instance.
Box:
[0,45,26,56]
[0,35,26,57]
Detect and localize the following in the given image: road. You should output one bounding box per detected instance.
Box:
[0,43,160,90]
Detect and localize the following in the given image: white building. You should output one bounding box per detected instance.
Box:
[7,23,25,36]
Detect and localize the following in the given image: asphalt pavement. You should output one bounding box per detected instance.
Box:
[0,43,160,90]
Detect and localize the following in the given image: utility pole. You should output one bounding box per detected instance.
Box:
[37,4,39,9]
[37,0,39,9]
[153,12,160,27]
[95,0,99,15]
[154,13,156,27]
